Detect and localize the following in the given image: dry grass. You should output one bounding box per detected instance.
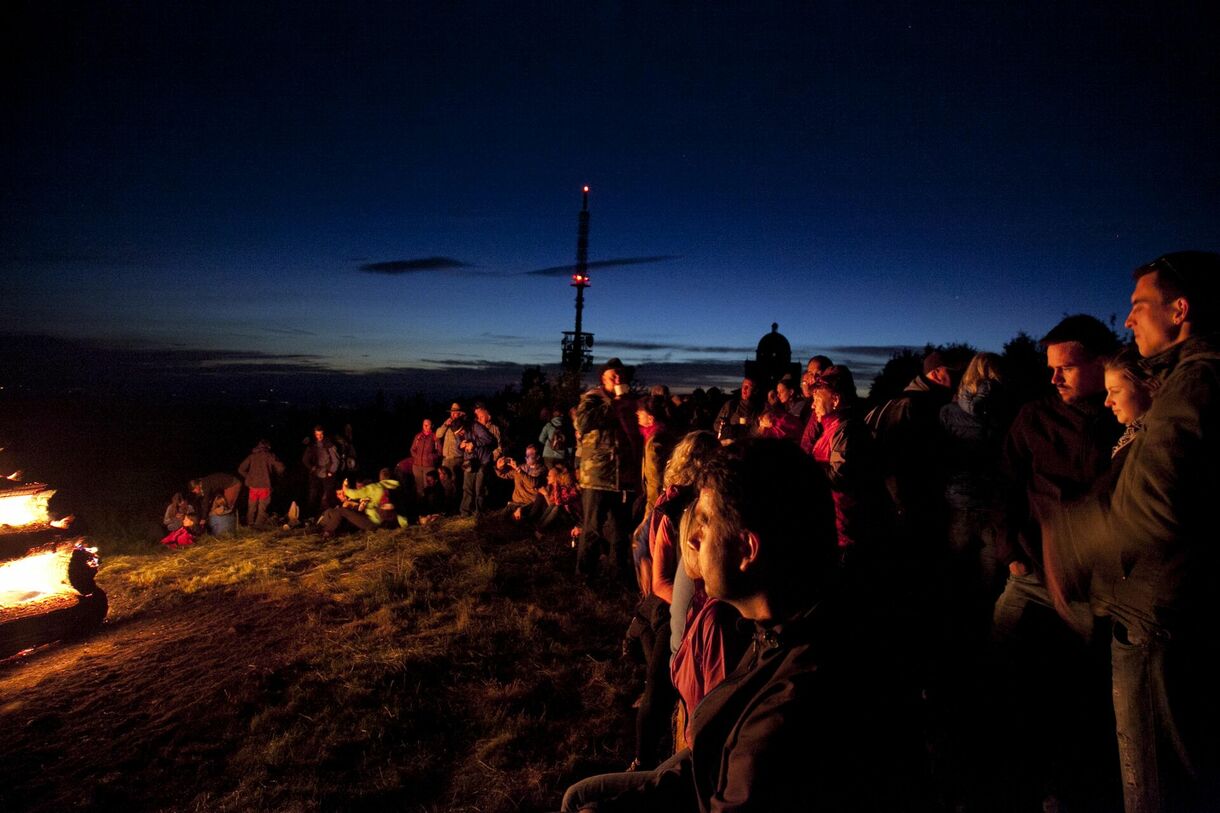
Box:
[0,518,639,812]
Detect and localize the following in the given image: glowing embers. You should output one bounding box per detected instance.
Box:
[0,547,72,606]
[0,484,54,529]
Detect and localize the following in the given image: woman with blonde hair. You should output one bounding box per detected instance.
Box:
[630,429,719,771]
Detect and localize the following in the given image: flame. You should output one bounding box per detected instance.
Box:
[0,549,72,606]
[0,489,54,528]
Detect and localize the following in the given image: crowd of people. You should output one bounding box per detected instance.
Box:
[158,249,1219,813]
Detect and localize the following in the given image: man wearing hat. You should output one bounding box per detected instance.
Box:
[574,358,643,584]
[435,402,469,501]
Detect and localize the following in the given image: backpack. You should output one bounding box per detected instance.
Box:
[549,425,567,454]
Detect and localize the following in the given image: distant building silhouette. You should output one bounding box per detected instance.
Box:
[744,323,800,389]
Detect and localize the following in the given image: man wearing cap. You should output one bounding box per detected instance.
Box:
[435,402,468,499]
[1046,252,1220,812]
[574,358,643,583]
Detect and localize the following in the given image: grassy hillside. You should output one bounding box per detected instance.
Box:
[0,519,639,812]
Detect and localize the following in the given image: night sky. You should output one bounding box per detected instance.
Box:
[3,2,1217,397]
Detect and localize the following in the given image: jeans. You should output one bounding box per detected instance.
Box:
[1111,621,1220,813]
[460,464,487,516]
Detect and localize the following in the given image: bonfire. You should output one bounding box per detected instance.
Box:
[0,477,106,659]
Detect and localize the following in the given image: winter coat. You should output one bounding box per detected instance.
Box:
[238,442,286,489]
[812,409,894,549]
[302,439,340,479]
[459,421,495,469]
[999,391,1117,573]
[1052,335,1220,639]
[410,431,440,469]
[575,386,641,492]
[868,375,953,523]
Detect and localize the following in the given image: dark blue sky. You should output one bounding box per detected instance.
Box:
[3,2,1217,395]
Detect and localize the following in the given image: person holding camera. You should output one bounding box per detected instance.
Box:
[574,357,642,585]
[495,444,546,520]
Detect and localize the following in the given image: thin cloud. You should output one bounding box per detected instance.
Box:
[597,338,754,355]
[823,344,920,358]
[359,257,473,274]
[264,327,317,336]
[522,255,680,277]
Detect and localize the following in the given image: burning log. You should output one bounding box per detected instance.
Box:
[0,483,107,659]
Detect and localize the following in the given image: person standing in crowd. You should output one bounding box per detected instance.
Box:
[939,352,1012,602]
[559,440,925,812]
[712,376,762,443]
[635,395,675,512]
[302,425,340,519]
[473,402,502,460]
[1046,251,1220,813]
[993,313,1121,812]
[799,355,834,454]
[410,418,440,499]
[539,406,569,469]
[869,349,963,554]
[457,413,495,517]
[237,439,285,528]
[435,402,468,499]
[574,357,642,584]
[808,366,893,556]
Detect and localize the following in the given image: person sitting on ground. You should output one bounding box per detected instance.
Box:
[160,504,202,549]
[237,439,286,528]
[417,469,447,524]
[436,466,458,514]
[529,462,580,536]
[558,439,926,812]
[317,470,408,538]
[495,444,547,520]
[163,492,190,532]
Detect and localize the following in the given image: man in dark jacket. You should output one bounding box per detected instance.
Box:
[457,417,495,517]
[992,313,1120,812]
[559,440,926,812]
[711,376,762,443]
[302,425,340,518]
[869,350,962,552]
[574,358,642,583]
[1047,252,1220,813]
